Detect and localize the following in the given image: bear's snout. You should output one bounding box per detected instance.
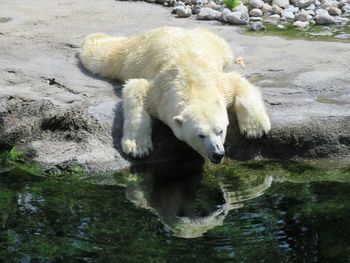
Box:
[210,151,225,164]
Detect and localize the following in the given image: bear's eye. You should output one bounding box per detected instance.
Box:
[198,134,206,139]
[218,130,223,135]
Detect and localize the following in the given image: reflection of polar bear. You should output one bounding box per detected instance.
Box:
[80,27,270,163]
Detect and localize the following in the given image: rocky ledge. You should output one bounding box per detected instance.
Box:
[0,0,349,172]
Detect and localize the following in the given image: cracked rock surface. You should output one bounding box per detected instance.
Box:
[0,0,349,171]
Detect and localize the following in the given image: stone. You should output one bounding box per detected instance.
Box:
[225,11,250,24]
[334,33,350,39]
[262,3,273,13]
[342,4,350,13]
[192,5,202,14]
[176,6,192,17]
[320,0,333,9]
[232,4,249,13]
[250,16,263,21]
[248,0,264,8]
[308,10,315,15]
[291,0,315,8]
[220,8,232,21]
[328,6,342,15]
[282,10,295,19]
[272,0,290,8]
[271,4,284,14]
[277,24,286,28]
[206,1,217,8]
[306,3,316,9]
[249,8,263,16]
[197,7,221,19]
[269,13,281,18]
[249,21,266,31]
[293,20,310,27]
[285,5,299,13]
[294,9,311,21]
[315,9,335,23]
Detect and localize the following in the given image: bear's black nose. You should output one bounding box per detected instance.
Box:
[212,152,224,162]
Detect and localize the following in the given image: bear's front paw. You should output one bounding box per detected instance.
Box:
[121,137,153,158]
[237,109,271,139]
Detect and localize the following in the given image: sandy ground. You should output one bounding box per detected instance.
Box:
[1,0,349,171]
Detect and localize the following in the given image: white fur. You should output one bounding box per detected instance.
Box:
[80,27,271,161]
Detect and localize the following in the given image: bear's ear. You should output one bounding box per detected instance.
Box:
[173,115,183,127]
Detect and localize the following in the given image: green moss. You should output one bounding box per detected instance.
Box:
[224,0,240,9]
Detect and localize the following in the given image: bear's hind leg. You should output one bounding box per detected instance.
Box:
[121,79,153,158]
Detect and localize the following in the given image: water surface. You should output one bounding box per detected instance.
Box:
[0,158,349,262]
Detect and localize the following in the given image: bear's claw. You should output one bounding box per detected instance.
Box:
[121,137,153,158]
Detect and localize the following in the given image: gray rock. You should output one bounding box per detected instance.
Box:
[334,33,350,39]
[320,0,334,9]
[249,8,263,16]
[192,5,202,14]
[262,3,273,13]
[328,6,342,15]
[293,20,310,27]
[285,5,299,13]
[225,11,250,24]
[206,0,217,8]
[282,10,295,19]
[308,10,315,15]
[272,0,290,8]
[248,0,264,8]
[197,7,221,19]
[315,9,335,23]
[176,6,192,17]
[342,4,350,13]
[315,0,321,5]
[232,4,249,13]
[176,1,186,6]
[277,24,286,28]
[220,8,232,21]
[294,9,311,21]
[291,0,315,8]
[249,16,263,21]
[306,3,316,9]
[271,4,284,14]
[249,21,266,31]
[269,13,281,18]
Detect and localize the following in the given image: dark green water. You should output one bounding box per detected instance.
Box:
[1,158,350,263]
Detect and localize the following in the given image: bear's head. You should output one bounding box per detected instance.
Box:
[172,101,229,164]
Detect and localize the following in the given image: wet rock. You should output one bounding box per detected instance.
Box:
[248,0,264,8]
[328,6,342,15]
[176,6,192,17]
[197,7,221,19]
[294,9,311,21]
[225,11,250,24]
[315,9,335,24]
[272,0,290,8]
[249,21,266,30]
[293,20,310,26]
[249,8,263,16]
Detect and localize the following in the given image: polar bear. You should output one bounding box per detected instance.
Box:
[80,26,270,164]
